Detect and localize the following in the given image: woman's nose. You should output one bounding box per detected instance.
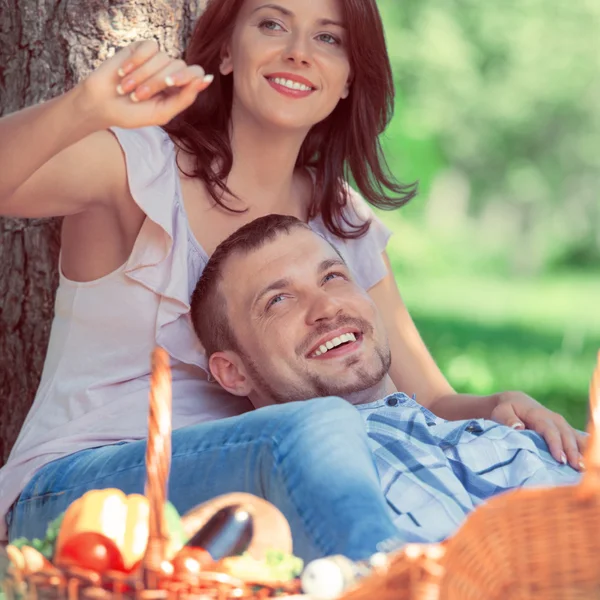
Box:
[284,34,312,67]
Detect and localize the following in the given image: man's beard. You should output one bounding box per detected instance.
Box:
[240,335,392,405]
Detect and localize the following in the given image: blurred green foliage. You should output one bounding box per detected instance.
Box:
[377,0,600,426]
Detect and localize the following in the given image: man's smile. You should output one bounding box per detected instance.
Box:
[306,328,363,359]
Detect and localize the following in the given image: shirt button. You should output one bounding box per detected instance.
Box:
[386,397,399,407]
[466,423,482,433]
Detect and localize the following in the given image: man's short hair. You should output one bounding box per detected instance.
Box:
[191,214,312,357]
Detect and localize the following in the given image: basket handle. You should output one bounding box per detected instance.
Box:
[142,347,172,588]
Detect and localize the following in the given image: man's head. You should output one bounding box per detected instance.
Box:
[191,215,391,408]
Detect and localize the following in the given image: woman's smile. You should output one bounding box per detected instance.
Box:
[264,72,317,99]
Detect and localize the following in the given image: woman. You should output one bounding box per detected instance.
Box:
[0,0,584,559]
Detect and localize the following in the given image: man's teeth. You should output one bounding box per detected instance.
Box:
[313,333,357,357]
[270,77,313,92]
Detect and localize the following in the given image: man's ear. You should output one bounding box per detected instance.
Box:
[209,351,253,396]
[220,43,234,76]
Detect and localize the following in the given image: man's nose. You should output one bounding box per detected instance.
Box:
[284,33,312,67]
[305,292,343,324]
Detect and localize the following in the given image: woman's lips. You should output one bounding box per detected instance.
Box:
[265,75,316,99]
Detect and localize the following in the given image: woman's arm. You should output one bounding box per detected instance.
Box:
[368,251,586,470]
[0,41,208,219]
[0,88,120,218]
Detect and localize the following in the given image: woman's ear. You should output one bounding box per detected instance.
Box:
[209,351,252,396]
[341,74,352,99]
[220,43,234,76]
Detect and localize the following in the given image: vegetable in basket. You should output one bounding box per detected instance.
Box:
[54,488,186,572]
[185,504,253,560]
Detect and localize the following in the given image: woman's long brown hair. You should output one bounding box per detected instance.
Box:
[163,0,417,239]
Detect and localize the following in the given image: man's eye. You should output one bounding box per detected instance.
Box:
[266,294,285,309]
[259,19,285,32]
[323,272,345,283]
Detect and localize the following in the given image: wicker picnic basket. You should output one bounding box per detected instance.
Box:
[0,348,300,600]
[339,350,600,600]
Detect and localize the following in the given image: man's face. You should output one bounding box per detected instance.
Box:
[212,227,391,406]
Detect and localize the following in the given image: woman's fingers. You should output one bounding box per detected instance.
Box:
[116,52,173,98]
[576,430,588,453]
[132,64,208,103]
[484,392,584,472]
[154,75,213,124]
[560,428,582,470]
[535,421,565,465]
[576,431,588,469]
[165,65,209,90]
[112,43,210,105]
[80,39,213,128]
[549,413,584,471]
[539,415,585,470]
[116,40,160,78]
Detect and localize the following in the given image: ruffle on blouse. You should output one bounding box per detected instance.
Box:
[111,126,207,371]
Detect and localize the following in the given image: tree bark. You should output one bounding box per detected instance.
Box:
[0,0,204,465]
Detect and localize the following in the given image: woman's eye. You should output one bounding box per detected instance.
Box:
[259,19,285,32]
[317,33,340,45]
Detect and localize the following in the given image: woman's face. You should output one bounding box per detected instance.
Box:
[221,0,351,132]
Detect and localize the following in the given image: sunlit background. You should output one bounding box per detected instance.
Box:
[376,0,600,428]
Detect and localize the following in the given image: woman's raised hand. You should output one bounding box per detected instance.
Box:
[79,40,212,130]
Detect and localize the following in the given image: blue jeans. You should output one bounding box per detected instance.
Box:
[7,397,399,561]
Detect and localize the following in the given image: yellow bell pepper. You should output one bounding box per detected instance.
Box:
[55,489,150,571]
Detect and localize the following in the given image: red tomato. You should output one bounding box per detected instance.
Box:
[171,547,213,578]
[56,532,125,573]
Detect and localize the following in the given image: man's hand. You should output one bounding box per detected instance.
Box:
[491,391,587,471]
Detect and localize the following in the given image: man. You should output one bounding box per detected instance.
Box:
[190,214,581,544]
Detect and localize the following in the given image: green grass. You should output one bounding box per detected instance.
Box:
[387,268,600,430]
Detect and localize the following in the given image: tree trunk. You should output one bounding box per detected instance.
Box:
[0,0,204,466]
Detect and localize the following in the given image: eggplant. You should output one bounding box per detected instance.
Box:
[185,504,253,560]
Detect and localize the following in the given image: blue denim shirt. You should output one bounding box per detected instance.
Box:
[356,393,581,543]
